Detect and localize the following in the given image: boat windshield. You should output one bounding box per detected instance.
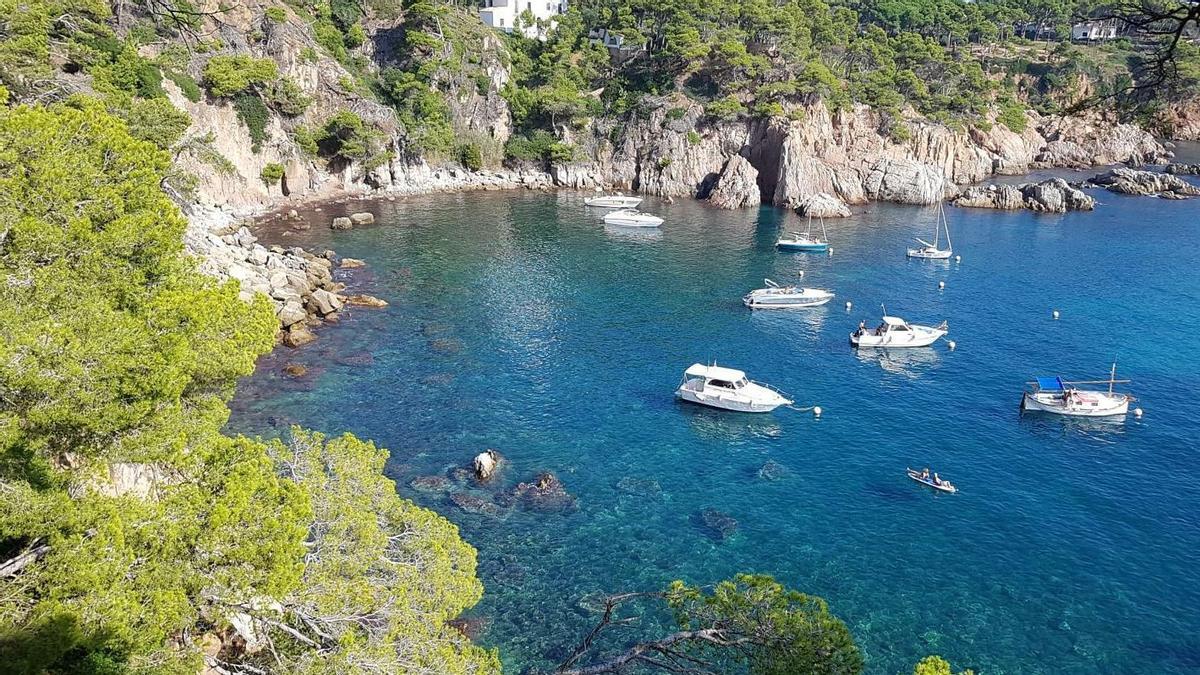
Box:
[734,377,749,388]
[708,379,735,389]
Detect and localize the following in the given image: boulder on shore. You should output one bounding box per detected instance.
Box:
[282,324,316,348]
[1087,167,1200,199]
[706,155,761,209]
[795,192,851,218]
[340,257,367,268]
[952,178,1095,213]
[330,216,353,230]
[345,293,388,308]
[350,212,375,225]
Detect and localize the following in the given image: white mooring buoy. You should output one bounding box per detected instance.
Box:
[845,301,853,311]
[812,406,823,418]
[938,281,945,290]
[1053,310,1060,320]
[947,340,957,350]
[955,255,961,263]
[1134,408,1143,418]
[827,247,833,257]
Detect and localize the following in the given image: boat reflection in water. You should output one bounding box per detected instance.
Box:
[854,346,941,378]
[679,404,784,443]
[604,223,663,241]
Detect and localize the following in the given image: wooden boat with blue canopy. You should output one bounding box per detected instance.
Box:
[1021,364,1132,418]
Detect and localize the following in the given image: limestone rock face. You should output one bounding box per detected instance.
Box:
[795,193,851,218]
[1037,115,1172,167]
[1088,167,1200,197]
[1165,163,1200,175]
[473,450,500,481]
[862,158,949,205]
[953,178,1095,213]
[706,155,761,209]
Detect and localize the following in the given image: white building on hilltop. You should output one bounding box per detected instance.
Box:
[1072,20,1118,41]
[480,0,566,39]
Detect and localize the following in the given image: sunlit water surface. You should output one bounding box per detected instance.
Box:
[232,169,1200,674]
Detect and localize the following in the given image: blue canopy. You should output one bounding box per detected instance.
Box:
[1035,376,1065,392]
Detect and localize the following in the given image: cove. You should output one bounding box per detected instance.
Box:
[232,177,1200,673]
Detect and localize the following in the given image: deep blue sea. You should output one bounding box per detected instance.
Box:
[233,164,1200,674]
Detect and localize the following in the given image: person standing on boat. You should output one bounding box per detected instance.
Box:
[921,468,930,481]
[933,472,942,486]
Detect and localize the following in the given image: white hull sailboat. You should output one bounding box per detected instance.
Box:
[603,209,663,227]
[851,315,948,348]
[777,216,829,252]
[675,363,792,413]
[907,202,953,259]
[585,193,643,208]
[743,278,834,309]
[1021,365,1132,418]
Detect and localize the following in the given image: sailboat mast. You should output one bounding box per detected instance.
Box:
[1109,362,1116,395]
[942,202,952,251]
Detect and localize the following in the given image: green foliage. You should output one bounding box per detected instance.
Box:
[314,110,390,167]
[687,130,701,145]
[380,67,454,154]
[503,130,573,164]
[914,654,975,675]
[996,96,1028,132]
[260,162,285,185]
[0,100,497,674]
[264,77,312,116]
[202,55,278,98]
[665,574,863,674]
[665,106,687,120]
[233,93,269,152]
[264,5,287,22]
[115,96,192,149]
[705,94,747,121]
[291,125,319,155]
[166,70,201,102]
[458,142,483,171]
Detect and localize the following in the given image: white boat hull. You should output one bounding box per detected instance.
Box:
[743,289,833,309]
[1021,392,1129,417]
[586,196,643,208]
[603,210,663,227]
[676,387,788,413]
[851,326,946,348]
[907,247,952,259]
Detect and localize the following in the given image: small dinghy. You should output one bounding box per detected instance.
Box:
[585,193,643,208]
[675,363,793,413]
[907,202,953,259]
[743,277,834,309]
[777,216,829,252]
[1021,364,1132,418]
[603,209,663,227]
[850,316,948,348]
[907,467,957,493]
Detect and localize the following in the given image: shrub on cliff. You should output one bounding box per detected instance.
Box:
[0,100,496,674]
[202,54,278,98]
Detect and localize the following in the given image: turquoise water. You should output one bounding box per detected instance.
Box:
[233,176,1200,673]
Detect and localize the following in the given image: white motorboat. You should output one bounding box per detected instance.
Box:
[743,278,834,309]
[777,216,829,252]
[585,193,643,208]
[675,363,793,413]
[1021,365,1132,418]
[907,202,953,259]
[850,316,947,348]
[603,209,663,227]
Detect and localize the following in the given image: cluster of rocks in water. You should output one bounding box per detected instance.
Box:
[186,206,388,348]
[408,451,580,519]
[1084,167,1200,200]
[952,178,1096,213]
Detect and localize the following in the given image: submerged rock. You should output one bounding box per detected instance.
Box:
[345,293,388,308]
[429,337,463,354]
[757,459,789,481]
[282,324,316,348]
[350,212,375,225]
[282,363,308,378]
[508,472,577,512]
[409,475,453,493]
[447,491,505,517]
[615,476,662,496]
[340,257,367,268]
[696,508,738,541]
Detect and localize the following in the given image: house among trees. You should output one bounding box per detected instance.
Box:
[1072,19,1119,41]
[479,0,567,39]
[588,28,644,62]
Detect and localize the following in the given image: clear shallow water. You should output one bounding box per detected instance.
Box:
[233,185,1200,674]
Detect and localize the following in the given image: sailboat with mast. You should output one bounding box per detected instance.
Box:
[907,202,953,259]
[777,215,829,252]
[1020,363,1133,417]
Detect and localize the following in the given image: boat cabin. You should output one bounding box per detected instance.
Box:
[682,364,749,390]
[865,316,911,336]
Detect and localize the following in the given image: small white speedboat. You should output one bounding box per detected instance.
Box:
[907,202,953,259]
[675,363,792,413]
[743,278,834,309]
[1021,365,1132,418]
[585,193,643,208]
[603,209,663,227]
[907,468,957,493]
[850,316,947,348]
